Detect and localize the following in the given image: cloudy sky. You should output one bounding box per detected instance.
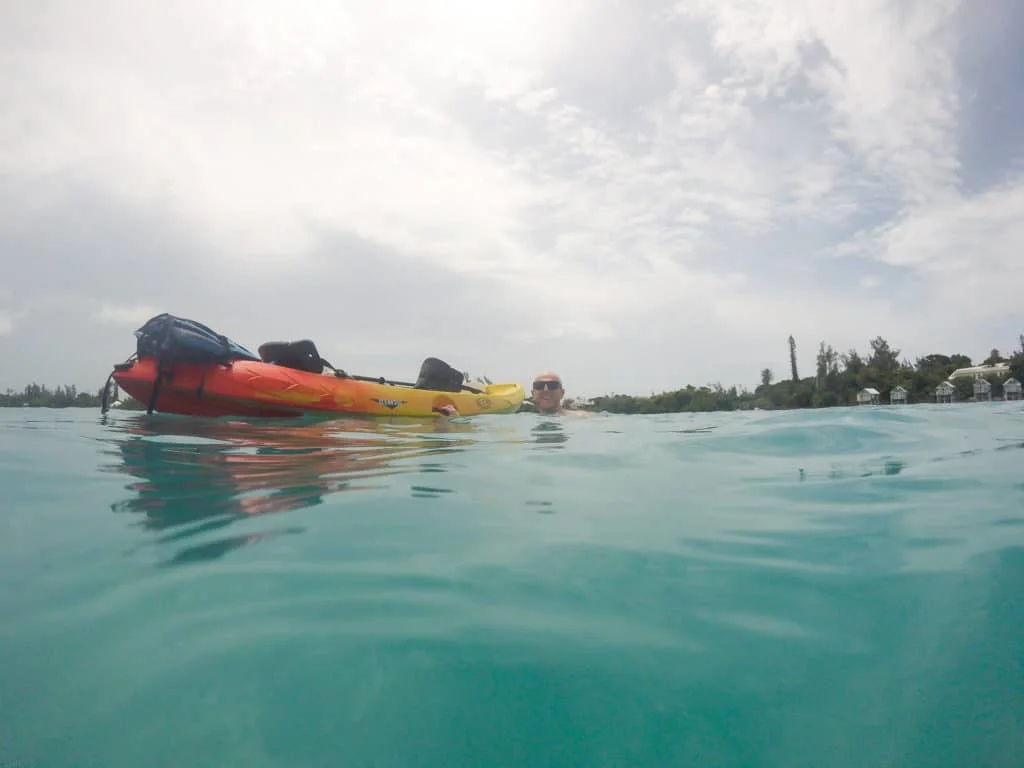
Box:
[1,0,1021,399]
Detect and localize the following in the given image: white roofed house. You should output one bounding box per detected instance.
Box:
[973,377,992,402]
[935,380,955,403]
[857,387,880,405]
[890,385,908,405]
[948,362,1010,380]
[1003,377,1021,401]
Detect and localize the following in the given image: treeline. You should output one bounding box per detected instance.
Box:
[591,335,1024,414]
[0,383,155,410]
[0,383,106,408]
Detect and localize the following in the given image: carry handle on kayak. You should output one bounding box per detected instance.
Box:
[330,369,484,395]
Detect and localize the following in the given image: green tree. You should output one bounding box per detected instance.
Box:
[984,348,1003,365]
[868,336,900,376]
[788,335,799,383]
[950,354,972,369]
[953,377,975,402]
[0,383,104,408]
[1009,336,1024,384]
[816,341,839,388]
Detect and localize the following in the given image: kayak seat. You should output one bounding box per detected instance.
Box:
[258,340,329,374]
[415,357,465,392]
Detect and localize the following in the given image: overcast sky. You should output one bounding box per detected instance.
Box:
[1,0,1022,398]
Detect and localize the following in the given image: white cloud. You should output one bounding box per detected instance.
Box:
[676,0,961,196]
[859,276,880,290]
[0,289,23,337]
[93,303,160,327]
[865,183,1024,328]
[875,184,1024,274]
[0,0,1020,394]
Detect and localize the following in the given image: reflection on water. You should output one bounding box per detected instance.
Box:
[531,418,569,449]
[98,414,477,565]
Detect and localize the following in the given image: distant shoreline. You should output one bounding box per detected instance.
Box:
[5,334,1022,414]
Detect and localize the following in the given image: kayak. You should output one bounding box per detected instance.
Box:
[102,312,525,419]
[111,356,526,419]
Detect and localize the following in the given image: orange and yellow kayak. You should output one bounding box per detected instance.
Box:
[111,357,525,419]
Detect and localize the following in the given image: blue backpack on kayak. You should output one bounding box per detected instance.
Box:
[101,313,262,415]
[134,313,261,367]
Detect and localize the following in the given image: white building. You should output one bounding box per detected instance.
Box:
[890,386,908,404]
[973,378,992,402]
[857,387,880,405]
[935,381,955,403]
[1003,377,1021,401]
[948,363,1010,381]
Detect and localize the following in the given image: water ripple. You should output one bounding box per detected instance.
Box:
[2,404,1024,767]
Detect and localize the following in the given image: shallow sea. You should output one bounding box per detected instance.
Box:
[1,403,1023,767]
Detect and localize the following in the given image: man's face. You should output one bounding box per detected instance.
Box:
[532,375,564,411]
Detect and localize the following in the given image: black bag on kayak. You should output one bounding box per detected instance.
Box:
[134,313,260,367]
[414,357,464,392]
[258,339,331,374]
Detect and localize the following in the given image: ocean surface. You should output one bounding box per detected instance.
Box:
[1,403,1022,767]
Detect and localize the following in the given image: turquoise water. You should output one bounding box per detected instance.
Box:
[1,404,1023,767]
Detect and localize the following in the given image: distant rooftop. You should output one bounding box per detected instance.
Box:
[948,362,1010,380]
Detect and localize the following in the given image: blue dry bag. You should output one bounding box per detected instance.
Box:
[133,313,260,367]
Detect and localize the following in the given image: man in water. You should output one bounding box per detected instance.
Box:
[434,371,587,418]
[529,371,578,415]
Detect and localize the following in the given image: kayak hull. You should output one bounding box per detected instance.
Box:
[111,357,525,418]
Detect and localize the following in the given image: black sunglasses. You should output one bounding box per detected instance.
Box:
[533,380,562,390]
